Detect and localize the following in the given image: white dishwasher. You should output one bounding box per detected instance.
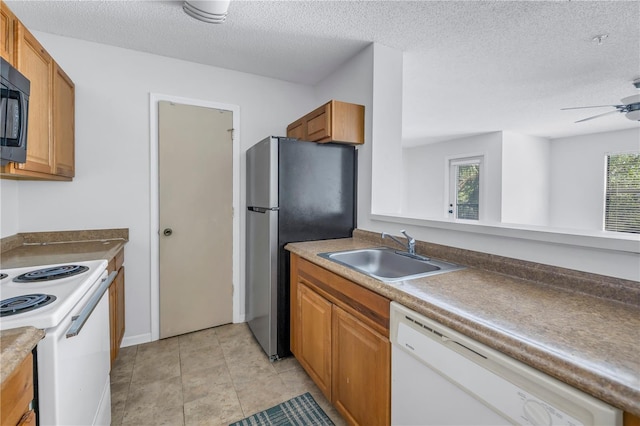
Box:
[390,302,622,426]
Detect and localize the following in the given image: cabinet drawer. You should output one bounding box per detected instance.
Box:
[115,247,125,270]
[298,257,390,337]
[108,247,125,273]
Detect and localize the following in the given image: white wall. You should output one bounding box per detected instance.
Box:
[549,128,640,231]
[0,179,19,237]
[370,45,404,215]
[9,32,316,345]
[313,45,374,230]
[501,132,550,226]
[402,132,503,222]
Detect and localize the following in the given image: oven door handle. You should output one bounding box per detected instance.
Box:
[66,270,117,338]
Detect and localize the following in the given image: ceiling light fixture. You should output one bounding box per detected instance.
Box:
[183,0,230,24]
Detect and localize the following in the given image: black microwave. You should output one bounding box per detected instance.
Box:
[1,57,30,165]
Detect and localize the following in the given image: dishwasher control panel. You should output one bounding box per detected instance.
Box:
[390,302,622,426]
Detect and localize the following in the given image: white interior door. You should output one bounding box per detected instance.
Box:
[158,101,233,339]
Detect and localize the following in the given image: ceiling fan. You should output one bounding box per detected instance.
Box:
[562,79,640,122]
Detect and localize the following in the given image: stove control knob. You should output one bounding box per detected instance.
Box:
[163,228,173,237]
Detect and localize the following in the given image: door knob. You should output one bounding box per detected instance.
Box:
[163,228,173,236]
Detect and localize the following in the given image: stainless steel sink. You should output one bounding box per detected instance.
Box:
[318,247,464,282]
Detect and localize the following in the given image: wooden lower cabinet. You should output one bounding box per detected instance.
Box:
[297,282,332,399]
[108,248,126,365]
[0,352,35,426]
[290,254,390,426]
[332,305,390,425]
[626,412,640,426]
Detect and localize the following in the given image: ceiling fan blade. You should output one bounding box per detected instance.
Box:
[575,110,621,123]
[561,105,622,110]
[621,94,640,105]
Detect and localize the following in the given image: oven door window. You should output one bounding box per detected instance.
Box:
[1,86,24,147]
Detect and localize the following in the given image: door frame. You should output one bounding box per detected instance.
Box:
[149,93,241,341]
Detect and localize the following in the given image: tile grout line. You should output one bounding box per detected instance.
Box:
[216,328,249,419]
[115,345,138,426]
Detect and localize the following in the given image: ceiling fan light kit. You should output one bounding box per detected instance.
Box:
[562,81,640,122]
[626,109,640,121]
[183,0,230,24]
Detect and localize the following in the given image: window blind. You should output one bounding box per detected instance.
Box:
[455,163,480,220]
[605,153,640,234]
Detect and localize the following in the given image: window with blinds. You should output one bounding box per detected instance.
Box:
[449,156,481,221]
[605,152,640,234]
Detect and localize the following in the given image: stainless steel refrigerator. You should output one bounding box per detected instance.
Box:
[245,136,357,360]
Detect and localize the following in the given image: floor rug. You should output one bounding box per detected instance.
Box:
[229,392,335,426]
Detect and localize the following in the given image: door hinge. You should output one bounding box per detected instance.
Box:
[228,128,235,141]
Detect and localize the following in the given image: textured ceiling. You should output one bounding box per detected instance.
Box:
[6,0,640,145]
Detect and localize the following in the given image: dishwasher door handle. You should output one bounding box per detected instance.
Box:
[66,271,117,338]
[441,336,487,360]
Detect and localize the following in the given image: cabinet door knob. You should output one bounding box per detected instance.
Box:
[163,228,173,236]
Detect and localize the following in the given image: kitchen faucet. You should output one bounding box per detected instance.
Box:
[381,230,416,255]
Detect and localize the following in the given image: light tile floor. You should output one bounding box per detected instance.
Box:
[110,322,346,425]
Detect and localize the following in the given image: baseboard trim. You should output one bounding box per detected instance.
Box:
[121,333,152,348]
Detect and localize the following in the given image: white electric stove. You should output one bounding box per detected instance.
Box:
[0,259,114,426]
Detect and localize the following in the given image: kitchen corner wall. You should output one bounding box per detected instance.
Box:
[313,44,375,233]
[6,31,317,345]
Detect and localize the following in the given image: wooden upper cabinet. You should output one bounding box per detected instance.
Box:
[53,63,75,177]
[15,23,54,175]
[287,100,365,145]
[287,119,304,140]
[0,3,75,181]
[0,1,16,62]
[305,103,331,141]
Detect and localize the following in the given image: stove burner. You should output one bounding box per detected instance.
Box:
[0,294,57,316]
[0,273,7,280]
[13,265,89,283]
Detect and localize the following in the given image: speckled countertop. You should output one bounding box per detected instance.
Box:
[0,228,128,269]
[0,327,44,385]
[286,232,640,416]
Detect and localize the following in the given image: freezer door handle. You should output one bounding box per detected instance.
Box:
[247,206,279,213]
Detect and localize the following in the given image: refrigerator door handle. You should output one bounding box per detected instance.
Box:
[248,206,279,213]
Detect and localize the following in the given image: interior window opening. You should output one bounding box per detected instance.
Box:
[449,156,482,221]
[605,152,640,234]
